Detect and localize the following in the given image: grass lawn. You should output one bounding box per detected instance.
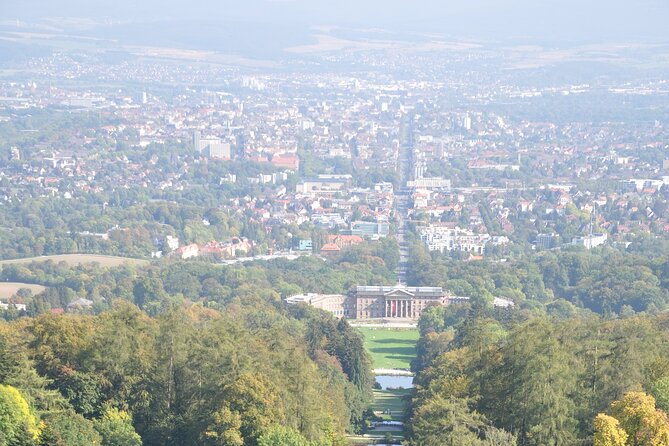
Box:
[347,435,404,445]
[372,388,412,415]
[0,283,46,300]
[367,389,411,440]
[358,327,419,370]
[351,330,418,444]
[0,254,149,268]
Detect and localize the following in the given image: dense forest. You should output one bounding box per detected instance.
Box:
[0,301,372,446]
[0,239,398,318]
[408,242,669,316]
[0,245,404,446]
[406,300,669,445]
[399,232,669,445]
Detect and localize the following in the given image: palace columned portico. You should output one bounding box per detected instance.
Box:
[384,298,415,318]
[354,285,447,320]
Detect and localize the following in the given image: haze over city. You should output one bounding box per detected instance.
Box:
[3,0,669,44]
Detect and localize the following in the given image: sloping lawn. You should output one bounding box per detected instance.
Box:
[358,327,419,370]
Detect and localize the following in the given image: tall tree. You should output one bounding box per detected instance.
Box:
[257,425,309,446]
[593,414,627,446]
[94,408,142,446]
[479,319,577,446]
[0,335,18,384]
[0,384,40,445]
[39,410,102,446]
[609,392,669,446]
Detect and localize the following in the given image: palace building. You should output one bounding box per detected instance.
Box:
[353,285,447,319]
[284,293,353,318]
[286,285,514,320]
[286,285,474,320]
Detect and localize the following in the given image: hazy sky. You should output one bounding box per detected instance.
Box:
[2,0,669,42]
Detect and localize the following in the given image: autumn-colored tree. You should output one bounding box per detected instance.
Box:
[1,290,369,446]
[594,414,627,446]
[0,384,40,445]
[608,392,669,446]
[202,407,244,446]
[482,427,517,446]
[205,372,285,446]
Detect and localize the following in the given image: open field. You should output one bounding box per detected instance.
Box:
[0,254,149,268]
[358,327,419,370]
[0,282,46,300]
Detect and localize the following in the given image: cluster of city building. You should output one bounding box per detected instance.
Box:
[1,48,668,260]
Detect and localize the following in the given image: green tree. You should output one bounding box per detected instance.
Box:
[408,396,487,446]
[0,336,18,384]
[54,367,105,418]
[479,319,577,446]
[417,306,446,335]
[94,408,142,446]
[650,377,669,414]
[39,411,102,446]
[257,425,309,446]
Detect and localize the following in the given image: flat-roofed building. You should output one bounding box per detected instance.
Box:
[285,293,354,318]
[354,285,447,319]
[207,141,231,160]
[193,131,231,160]
[296,178,348,196]
[406,177,452,191]
[286,285,514,320]
[350,221,391,238]
[572,233,607,250]
[419,225,490,255]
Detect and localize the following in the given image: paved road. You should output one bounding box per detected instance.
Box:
[395,116,414,285]
[349,322,418,329]
[219,252,315,265]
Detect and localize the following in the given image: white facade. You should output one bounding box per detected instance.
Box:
[311,213,347,228]
[207,141,231,159]
[165,235,179,251]
[406,177,452,191]
[419,226,490,255]
[463,114,472,130]
[0,302,27,311]
[572,233,607,250]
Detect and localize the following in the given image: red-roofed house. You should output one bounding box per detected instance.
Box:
[271,154,300,170]
[320,243,342,255]
[175,243,199,259]
[327,234,364,249]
